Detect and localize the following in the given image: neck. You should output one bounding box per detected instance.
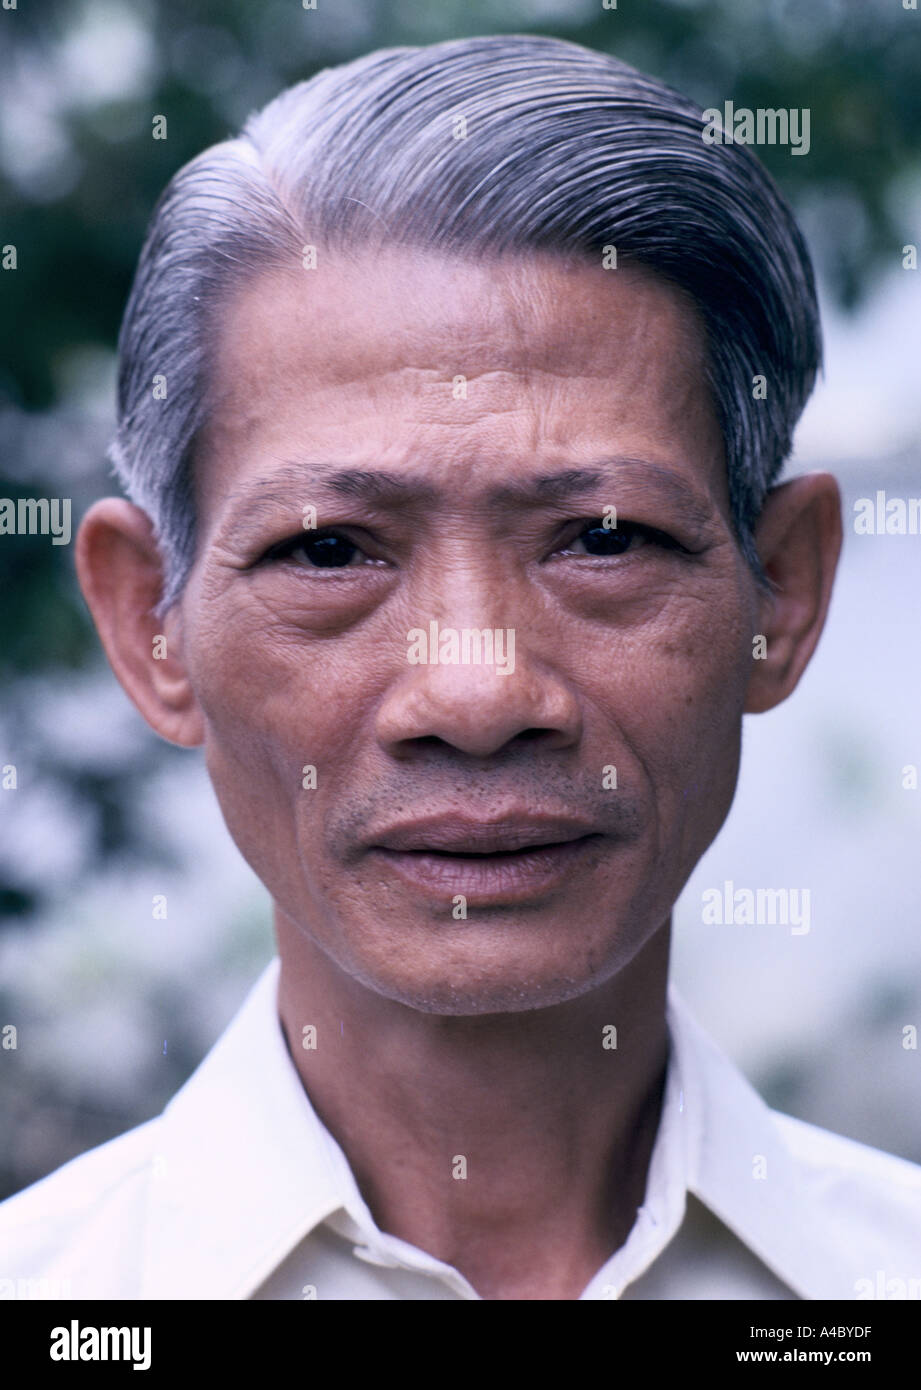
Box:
[276,914,671,1300]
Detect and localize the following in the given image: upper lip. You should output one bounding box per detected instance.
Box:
[370,814,600,855]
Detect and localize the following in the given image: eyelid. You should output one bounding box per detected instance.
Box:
[255,516,690,569]
[260,526,375,565]
[553,517,687,554]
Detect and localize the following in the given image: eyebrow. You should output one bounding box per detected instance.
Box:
[221,457,716,535]
[223,464,437,518]
[486,462,713,527]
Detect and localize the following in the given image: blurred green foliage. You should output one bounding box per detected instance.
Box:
[1,0,919,921]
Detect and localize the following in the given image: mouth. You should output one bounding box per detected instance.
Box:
[368,828,604,902]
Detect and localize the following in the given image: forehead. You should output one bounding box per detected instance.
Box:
[196,247,726,514]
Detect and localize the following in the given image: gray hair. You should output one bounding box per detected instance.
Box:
[109,33,822,611]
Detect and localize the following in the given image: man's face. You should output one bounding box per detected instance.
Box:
[176,249,758,1014]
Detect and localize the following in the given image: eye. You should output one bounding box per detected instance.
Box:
[554,518,684,558]
[263,529,382,570]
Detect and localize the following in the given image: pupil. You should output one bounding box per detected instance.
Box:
[582,525,631,555]
[305,534,355,567]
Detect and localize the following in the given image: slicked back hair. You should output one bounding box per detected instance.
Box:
[109,33,822,610]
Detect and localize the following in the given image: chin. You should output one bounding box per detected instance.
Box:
[345,938,623,1017]
[372,975,604,1017]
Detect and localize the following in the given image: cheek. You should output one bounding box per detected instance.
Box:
[583,585,751,839]
[650,602,750,861]
[181,597,371,881]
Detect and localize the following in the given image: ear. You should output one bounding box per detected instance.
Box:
[744,473,842,715]
[75,499,205,747]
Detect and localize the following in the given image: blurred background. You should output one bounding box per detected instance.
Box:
[1,0,919,1201]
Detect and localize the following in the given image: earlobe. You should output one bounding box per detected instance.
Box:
[75,499,205,747]
[744,474,842,715]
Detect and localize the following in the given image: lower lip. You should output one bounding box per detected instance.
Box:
[369,837,601,902]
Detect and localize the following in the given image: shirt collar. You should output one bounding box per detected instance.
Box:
[141,958,343,1299]
[140,957,849,1299]
[669,985,852,1299]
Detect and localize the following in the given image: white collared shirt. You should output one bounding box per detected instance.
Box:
[1,957,919,1300]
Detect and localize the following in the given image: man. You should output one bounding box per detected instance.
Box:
[1,33,918,1301]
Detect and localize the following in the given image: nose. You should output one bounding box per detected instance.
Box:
[374,618,583,761]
